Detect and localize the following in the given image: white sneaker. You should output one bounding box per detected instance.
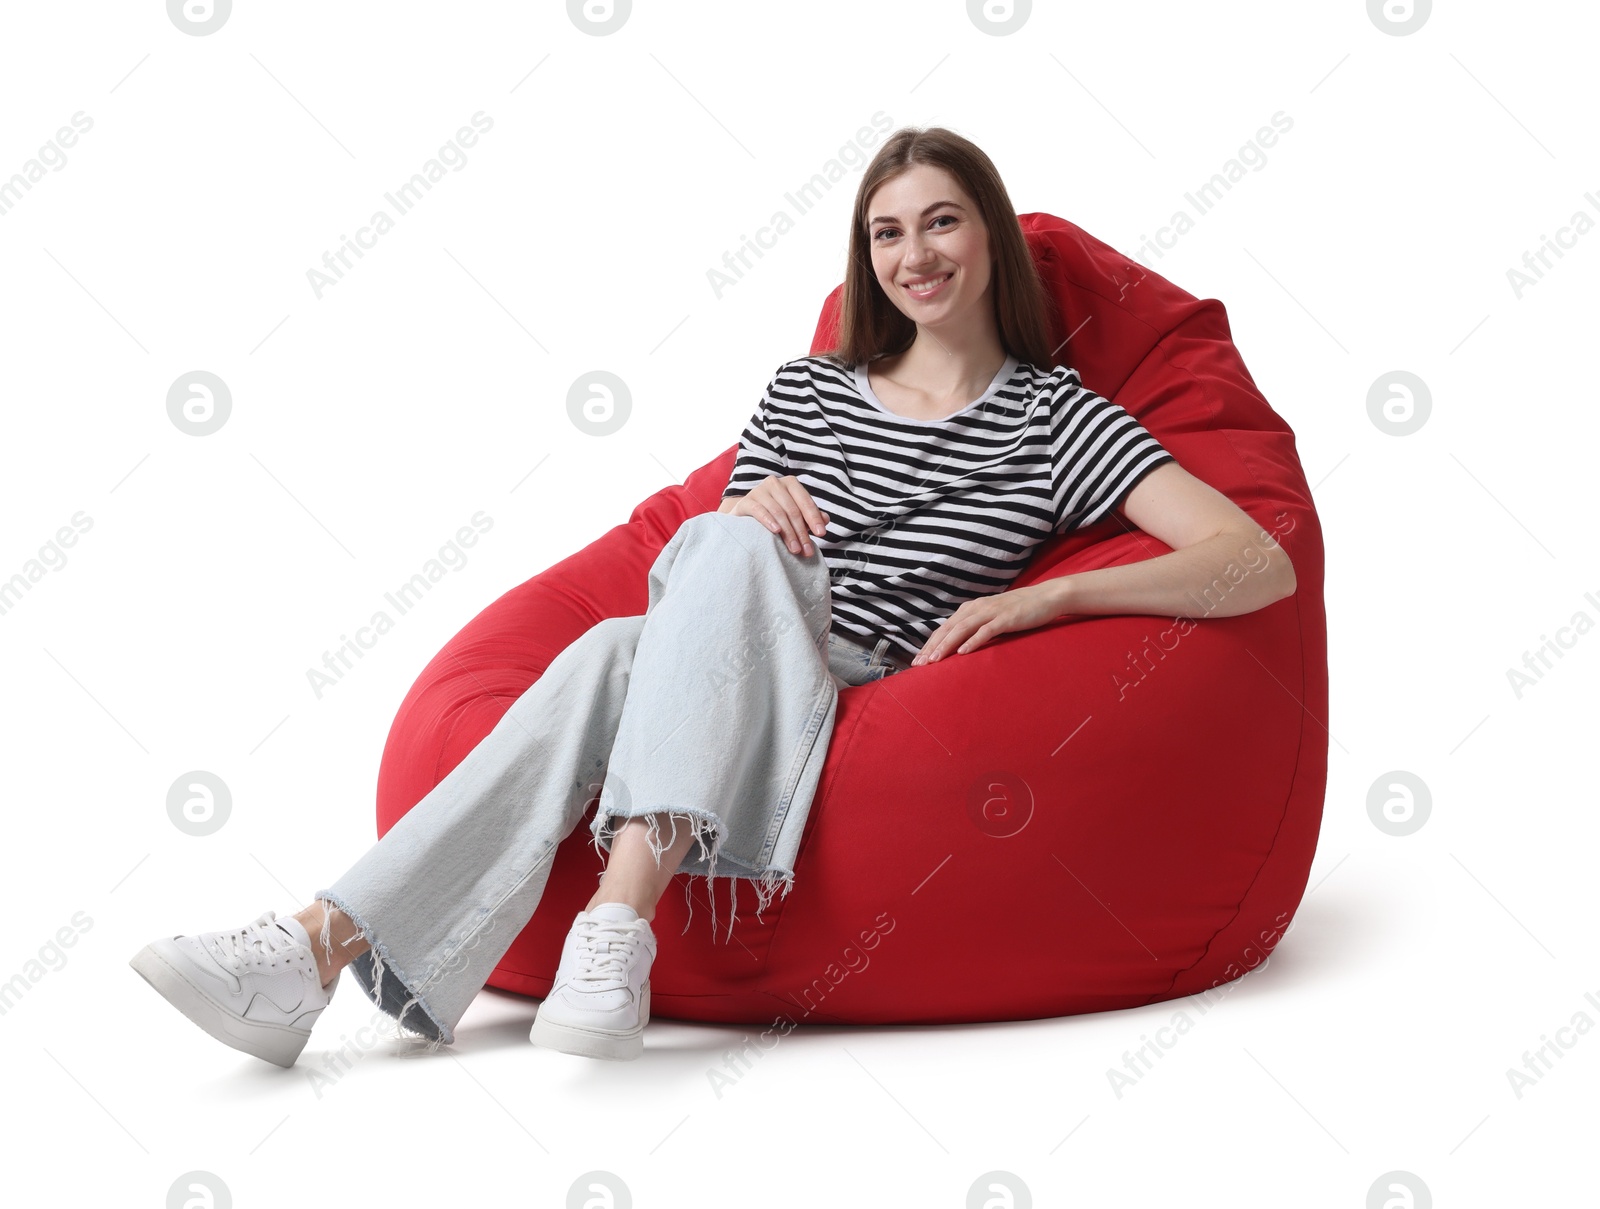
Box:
[529,902,657,1061]
[129,909,337,1068]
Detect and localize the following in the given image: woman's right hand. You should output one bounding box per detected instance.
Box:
[718,475,830,556]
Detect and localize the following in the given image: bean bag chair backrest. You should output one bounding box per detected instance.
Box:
[989,215,1317,595]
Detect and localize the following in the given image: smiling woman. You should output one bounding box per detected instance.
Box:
[720,128,1294,668]
[131,123,1323,1070]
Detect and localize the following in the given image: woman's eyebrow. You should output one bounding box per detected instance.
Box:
[869,201,966,227]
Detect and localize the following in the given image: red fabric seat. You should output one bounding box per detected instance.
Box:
[373,211,1327,1025]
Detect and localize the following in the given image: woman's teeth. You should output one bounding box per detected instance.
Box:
[905,273,952,296]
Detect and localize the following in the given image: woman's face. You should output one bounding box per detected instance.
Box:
[865,163,995,335]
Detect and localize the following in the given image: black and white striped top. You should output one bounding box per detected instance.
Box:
[720,353,1176,665]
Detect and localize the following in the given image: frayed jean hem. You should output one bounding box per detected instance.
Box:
[587,806,798,945]
[309,888,453,1052]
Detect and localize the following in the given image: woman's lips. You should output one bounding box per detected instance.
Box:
[902,272,953,300]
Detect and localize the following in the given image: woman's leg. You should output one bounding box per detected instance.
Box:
[532,514,840,1058]
[132,612,645,1063]
[297,815,727,976]
[307,610,653,1046]
[135,513,838,1064]
[585,812,701,922]
[317,513,830,1042]
[586,511,839,940]
[292,901,369,988]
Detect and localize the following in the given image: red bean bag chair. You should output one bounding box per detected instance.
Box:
[374,211,1327,1025]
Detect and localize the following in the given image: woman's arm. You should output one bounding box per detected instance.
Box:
[911,463,1297,665]
[1041,461,1297,620]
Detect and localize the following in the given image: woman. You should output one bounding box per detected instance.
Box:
[130,125,1295,1069]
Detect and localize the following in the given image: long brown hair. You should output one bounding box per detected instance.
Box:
[821,126,1059,371]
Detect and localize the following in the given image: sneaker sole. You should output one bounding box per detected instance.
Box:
[129,941,313,1068]
[529,982,649,1061]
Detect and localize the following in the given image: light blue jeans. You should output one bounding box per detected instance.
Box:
[312,511,910,1046]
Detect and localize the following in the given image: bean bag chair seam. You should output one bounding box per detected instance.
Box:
[1025,223,1214,397]
[1034,231,1291,476]
[1142,306,1273,504]
[430,696,479,786]
[1033,248,1170,389]
[541,580,611,629]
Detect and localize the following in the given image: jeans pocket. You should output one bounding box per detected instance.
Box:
[826,632,874,688]
[867,638,896,680]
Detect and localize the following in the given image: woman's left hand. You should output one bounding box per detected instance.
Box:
[910,583,1064,666]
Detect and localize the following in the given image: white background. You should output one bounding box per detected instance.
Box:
[2,1,1594,1205]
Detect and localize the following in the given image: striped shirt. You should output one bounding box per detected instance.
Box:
[720,353,1176,665]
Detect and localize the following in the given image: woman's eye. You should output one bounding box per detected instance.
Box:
[873,216,954,242]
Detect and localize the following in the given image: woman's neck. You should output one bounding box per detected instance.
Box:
[875,331,1011,408]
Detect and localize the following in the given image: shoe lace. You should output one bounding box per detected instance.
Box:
[572,917,644,985]
[212,911,302,973]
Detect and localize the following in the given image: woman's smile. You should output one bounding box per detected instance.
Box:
[902,271,954,300]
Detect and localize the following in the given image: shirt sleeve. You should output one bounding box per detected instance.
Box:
[1049,366,1176,533]
[721,364,791,499]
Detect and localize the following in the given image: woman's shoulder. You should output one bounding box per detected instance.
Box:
[1018,360,1113,407]
[765,353,857,391]
[785,352,854,375]
[990,359,1082,409]
[1018,359,1082,387]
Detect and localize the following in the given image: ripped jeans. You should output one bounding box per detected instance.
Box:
[311,511,911,1047]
